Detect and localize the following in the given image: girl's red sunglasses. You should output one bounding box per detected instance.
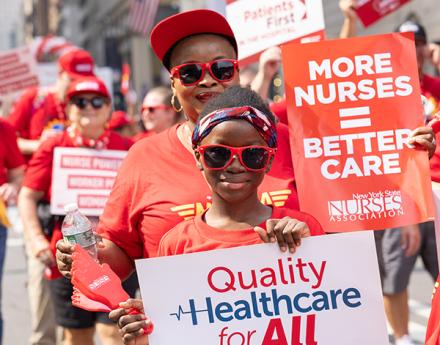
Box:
[196,144,275,171]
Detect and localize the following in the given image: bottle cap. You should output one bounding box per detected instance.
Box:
[64,203,79,213]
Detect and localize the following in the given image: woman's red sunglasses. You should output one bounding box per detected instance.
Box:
[141,104,172,113]
[170,59,238,86]
[196,144,275,172]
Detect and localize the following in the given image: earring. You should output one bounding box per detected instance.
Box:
[171,94,183,112]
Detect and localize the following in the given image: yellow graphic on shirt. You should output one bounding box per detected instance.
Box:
[171,202,212,220]
[44,119,69,132]
[170,189,292,220]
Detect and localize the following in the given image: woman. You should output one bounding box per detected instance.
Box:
[134,86,182,141]
[18,76,135,345]
[57,9,304,280]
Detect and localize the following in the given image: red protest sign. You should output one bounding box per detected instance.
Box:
[282,33,434,232]
[355,0,411,27]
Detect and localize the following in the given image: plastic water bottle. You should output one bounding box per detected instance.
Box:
[61,203,97,259]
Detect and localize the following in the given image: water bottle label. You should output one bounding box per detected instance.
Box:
[63,229,96,247]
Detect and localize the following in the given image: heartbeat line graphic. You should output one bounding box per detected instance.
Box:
[169,303,209,324]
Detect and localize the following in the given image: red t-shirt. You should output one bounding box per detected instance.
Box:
[23,131,133,200]
[133,131,155,142]
[422,75,440,182]
[0,120,25,186]
[7,87,67,140]
[97,123,299,259]
[270,99,288,125]
[158,207,324,256]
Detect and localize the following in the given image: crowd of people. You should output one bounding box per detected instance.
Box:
[0,2,439,345]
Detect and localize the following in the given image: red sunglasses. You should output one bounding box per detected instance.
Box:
[196,144,275,172]
[170,59,238,86]
[141,104,172,113]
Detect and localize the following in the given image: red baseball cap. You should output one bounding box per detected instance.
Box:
[66,76,110,101]
[59,49,95,79]
[108,111,133,130]
[150,9,238,70]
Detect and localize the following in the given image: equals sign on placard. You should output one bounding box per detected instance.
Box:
[339,106,371,129]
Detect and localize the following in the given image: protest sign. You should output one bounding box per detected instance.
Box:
[226,0,325,63]
[51,147,126,216]
[0,46,39,100]
[282,33,434,232]
[136,231,388,344]
[355,0,411,27]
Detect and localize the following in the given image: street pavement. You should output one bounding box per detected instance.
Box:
[2,215,436,345]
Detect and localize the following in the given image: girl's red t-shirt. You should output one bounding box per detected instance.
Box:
[158,207,324,256]
[97,123,300,259]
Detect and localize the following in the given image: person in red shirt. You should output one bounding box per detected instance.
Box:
[159,86,324,256]
[7,49,95,156]
[111,86,324,343]
[55,9,302,276]
[133,86,182,141]
[18,76,134,345]
[0,119,25,344]
[8,48,95,345]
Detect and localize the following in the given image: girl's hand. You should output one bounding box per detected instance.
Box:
[255,217,311,254]
[109,298,152,345]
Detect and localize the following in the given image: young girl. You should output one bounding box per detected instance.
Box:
[110,86,324,344]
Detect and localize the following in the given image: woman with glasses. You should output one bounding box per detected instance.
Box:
[18,76,135,345]
[57,9,302,279]
[134,86,182,141]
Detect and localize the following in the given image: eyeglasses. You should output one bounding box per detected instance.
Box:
[196,144,275,172]
[141,104,172,113]
[170,59,238,86]
[71,97,107,110]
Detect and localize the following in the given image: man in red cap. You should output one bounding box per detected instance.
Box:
[7,48,95,157]
[7,48,95,345]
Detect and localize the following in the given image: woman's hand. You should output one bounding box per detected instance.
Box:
[109,298,152,345]
[55,240,75,279]
[408,126,436,158]
[339,0,357,19]
[0,183,19,204]
[255,217,311,254]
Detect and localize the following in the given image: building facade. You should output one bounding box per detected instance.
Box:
[0,0,24,50]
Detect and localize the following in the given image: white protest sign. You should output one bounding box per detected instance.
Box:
[37,63,114,95]
[0,46,39,100]
[51,147,126,216]
[226,0,325,62]
[136,231,388,344]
